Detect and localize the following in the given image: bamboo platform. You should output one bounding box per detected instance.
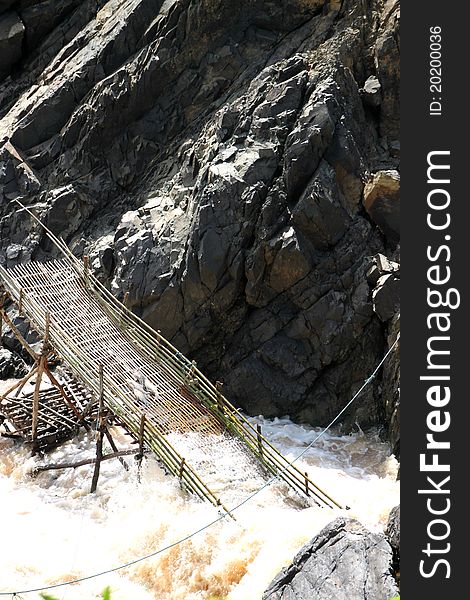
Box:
[0,212,342,513]
[0,372,92,452]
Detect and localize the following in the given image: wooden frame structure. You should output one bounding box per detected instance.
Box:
[0,204,343,514]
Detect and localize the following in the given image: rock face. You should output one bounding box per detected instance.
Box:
[363,169,400,243]
[385,505,400,554]
[0,10,24,79]
[263,517,399,600]
[382,312,400,455]
[385,505,400,587]
[366,253,400,456]
[0,0,400,435]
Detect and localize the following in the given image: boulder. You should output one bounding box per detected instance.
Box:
[263,517,399,600]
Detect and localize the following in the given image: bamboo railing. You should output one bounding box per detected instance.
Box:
[0,206,342,511]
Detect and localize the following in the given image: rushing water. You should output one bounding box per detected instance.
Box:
[1,378,399,600]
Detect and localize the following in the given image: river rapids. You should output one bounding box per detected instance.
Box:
[0,380,399,600]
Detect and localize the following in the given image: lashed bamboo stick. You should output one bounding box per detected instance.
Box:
[0,235,341,511]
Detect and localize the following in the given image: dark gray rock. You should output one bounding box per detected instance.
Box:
[375,0,400,139]
[0,0,400,437]
[0,347,28,378]
[291,160,350,249]
[385,505,400,554]
[363,170,400,243]
[372,273,400,322]
[0,10,25,80]
[382,313,400,456]
[263,517,399,600]
[19,0,82,50]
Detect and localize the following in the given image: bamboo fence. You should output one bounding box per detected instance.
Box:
[0,217,342,512]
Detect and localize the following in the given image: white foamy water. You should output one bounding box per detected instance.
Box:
[0,378,399,600]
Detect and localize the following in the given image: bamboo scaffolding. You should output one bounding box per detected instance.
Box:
[0,217,343,511]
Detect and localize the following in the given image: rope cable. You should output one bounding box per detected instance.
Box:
[0,333,399,596]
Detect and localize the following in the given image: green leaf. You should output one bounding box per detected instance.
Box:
[101,586,112,600]
[40,595,60,600]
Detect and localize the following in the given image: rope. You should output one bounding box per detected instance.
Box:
[0,332,399,596]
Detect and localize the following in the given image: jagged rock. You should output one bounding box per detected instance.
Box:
[366,252,399,286]
[382,313,400,456]
[366,252,400,454]
[263,517,399,600]
[0,10,24,80]
[291,160,350,249]
[0,141,41,200]
[375,0,400,138]
[363,170,400,242]
[0,0,400,436]
[361,75,382,108]
[0,347,28,378]
[45,184,93,241]
[372,273,400,322]
[385,505,400,553]
[19,0,82,50]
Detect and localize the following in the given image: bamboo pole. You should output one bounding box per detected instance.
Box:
[43,363,84,421]
[256,424,263,458]
[34,449,138,473]
[31,356,45,454]
[104,429,129,471]
[138,413,146,458]
[44,311,50,344]
[90,364,104,493]
[83,256,89,287]
[136,412,146,482]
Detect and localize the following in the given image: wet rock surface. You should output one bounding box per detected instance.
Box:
[385,505,400,588]
[0,0,400,435]
[385,504,400,554]
[263,517,400,600]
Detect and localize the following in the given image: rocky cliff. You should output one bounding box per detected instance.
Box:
[0,0,400,443]
[263,517,400,600]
